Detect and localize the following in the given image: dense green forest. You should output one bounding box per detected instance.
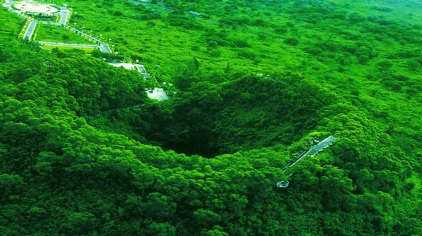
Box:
[0,0,421,235]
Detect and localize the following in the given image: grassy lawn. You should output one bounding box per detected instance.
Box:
[35,24,93,44]
[41,44,96,52]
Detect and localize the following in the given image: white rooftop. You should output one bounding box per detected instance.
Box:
[146,88,169,101]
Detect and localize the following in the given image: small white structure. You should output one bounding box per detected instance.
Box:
[108,62,149,78]
[108,62,167,101]
[276,180,289,188]
[108,62,138,70]
[146,88,169,101]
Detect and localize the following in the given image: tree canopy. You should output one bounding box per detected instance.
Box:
[0,0,421,235]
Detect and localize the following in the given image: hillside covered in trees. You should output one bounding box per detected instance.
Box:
[0,0,421,235]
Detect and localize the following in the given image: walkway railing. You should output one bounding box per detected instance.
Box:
[277,135,338,188]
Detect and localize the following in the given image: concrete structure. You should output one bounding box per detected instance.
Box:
[276,135,338,188]
[146,88,169,101]
[58,9,70,25]
[108,62,150,79]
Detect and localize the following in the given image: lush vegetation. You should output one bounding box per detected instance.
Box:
[35,24,93,44]
[0,0,421,235]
